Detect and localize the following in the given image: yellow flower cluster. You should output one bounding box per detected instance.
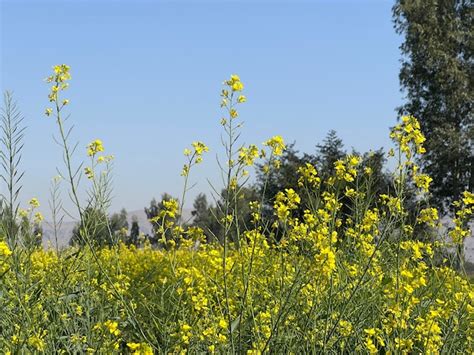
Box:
[0,241,12,257]
[297,163,321,188]
[274,188,301,221]
[45,64,71,113]
[225,74,244,92]
[334,155,360,183]
[390,115,426,158]
[126,342,153,355]
[29,197,40,208]
[87,139,105,157]
[449,191,474,244]
[182,141,209,176]
[263,136,285,157]
[238,144,260,166]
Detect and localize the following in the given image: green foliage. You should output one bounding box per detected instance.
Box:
[128,216,140,245]
[70,208,128,247]
[191,187,259,244]
[70,207,111,247]
[393,0,473,212]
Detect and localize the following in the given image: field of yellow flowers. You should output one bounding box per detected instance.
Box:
[0,65,473,353]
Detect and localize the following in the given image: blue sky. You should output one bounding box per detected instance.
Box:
[1,0,403,218]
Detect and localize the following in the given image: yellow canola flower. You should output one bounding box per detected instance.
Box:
[462,191,474,205]
[87,139,105,157]
[239,144,260,166]
[414,173,432,192]
[263,136,286,157]
[103,320,121,336]
[191,141,209,156]
[0,241,12,256]
[225,74,244,92]
[84,167,94,179]
[29,198,40,208]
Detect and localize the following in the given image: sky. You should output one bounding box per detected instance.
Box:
[1,0,403,219]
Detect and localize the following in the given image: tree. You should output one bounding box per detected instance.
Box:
[70,208,128,247]
[190,187,259,244]
[191,193,220,241]
[109,208,128,235]
[256,143,309,209]
[315,130,346,177]
[393,0,473,212]
[70,207,111,247]
[128,216,140,245]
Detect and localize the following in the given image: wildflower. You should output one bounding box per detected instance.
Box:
[225,74,244,92]
[127,343,141,351]
[29,198,40,208]
[414,173,432,192]
[87,139,104,157]
[0,241,12,256]
[390,115,426,159]
[126,342,153,354]
[28,334,46,351]
[191,141,209,156]
[159,198,179,219]
[46,64,71,103]
[297,163,321,188]
[347,155,361,166]
[417,207,439,227]
[239,144,260,166]
[103,320,120,336]
[462,191,474,205]
[84,167,94,179]
[34,212,44,224]
[316,247,336,277]
[218,318,228,329]
[181,164,190,177]
[263,136,285,157]
[45,108,52,116]
[274,188,300,221]
[237,95,247,103]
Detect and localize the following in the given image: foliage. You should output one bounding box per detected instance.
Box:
[393,0,473,212]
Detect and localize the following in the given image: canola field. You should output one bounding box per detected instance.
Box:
[0,65,473,353]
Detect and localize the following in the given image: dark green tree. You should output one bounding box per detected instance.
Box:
[315,130,346,178]
[190,187,259,244]
[393,0,473,212]
[128,216,140,245]
[256,143,309,209]
[109,208,128,235]
[70,208,110,247]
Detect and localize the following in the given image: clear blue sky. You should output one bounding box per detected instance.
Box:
[1,0,403,219]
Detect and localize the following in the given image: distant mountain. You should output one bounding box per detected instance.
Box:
[41,208,193,248]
